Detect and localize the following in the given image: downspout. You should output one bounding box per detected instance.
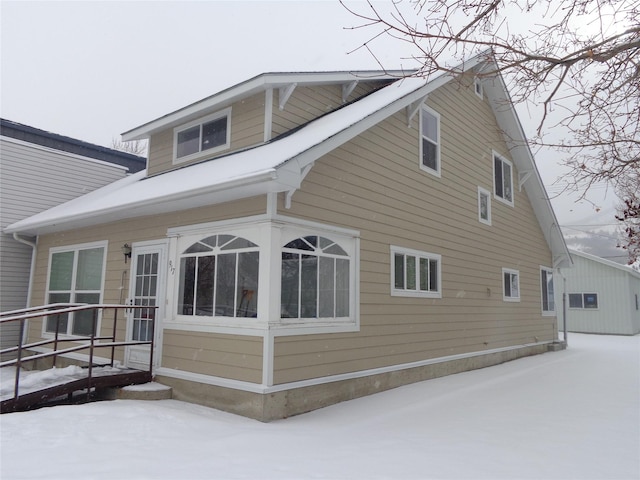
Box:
[558,269,568,347]
[12,233,37,345]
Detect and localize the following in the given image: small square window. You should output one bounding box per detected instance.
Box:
[502,268,520,302]
[583,293,598,309]
[569,293,583,308]
[419,106,441,177]
[478,186,491,225]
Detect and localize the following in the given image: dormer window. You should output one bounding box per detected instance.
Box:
[174,108,231,163]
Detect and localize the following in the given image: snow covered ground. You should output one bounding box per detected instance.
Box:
[1,333,638,480]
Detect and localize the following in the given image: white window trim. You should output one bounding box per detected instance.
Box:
[477,186,492,226]
[540,266,555,316]
[390,245,442,298]
[568,292,599,310]
[164,215,360,336]
[502,268,520,302]
[493,151,514,207]
[172,107,232,165]
[474,77,483,99]
[43,240,108,338]
[419,105,441,178]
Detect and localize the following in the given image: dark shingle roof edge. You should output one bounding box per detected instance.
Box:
[0,118,146,173]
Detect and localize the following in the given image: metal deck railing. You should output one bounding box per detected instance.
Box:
[0,303,157,413]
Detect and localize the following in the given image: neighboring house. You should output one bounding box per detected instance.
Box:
[0,119,146,354]
[557,249,640,335]
[5,53,571,421]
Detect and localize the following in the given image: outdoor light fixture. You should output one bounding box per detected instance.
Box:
[121,243,132,263]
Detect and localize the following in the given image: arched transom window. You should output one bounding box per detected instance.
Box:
[281,236,350,319]
[178,235,259,318]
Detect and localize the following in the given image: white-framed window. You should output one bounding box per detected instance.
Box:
[540,267,555,314]
[177,234,259,318]
[474,77,483,99]
[391,246,441,298]
[167,215,359,334]
[478,186,492,225]
[44,241,107,336]
[173,108,231,163]
[493,152,514,206]
[569,293,599,309]
[419,106,441,176]
[502,268,520,302]
[281,236,350,319]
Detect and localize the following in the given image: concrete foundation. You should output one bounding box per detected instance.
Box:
[157,342,562,422]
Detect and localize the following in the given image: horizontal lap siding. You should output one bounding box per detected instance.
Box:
[27,196,266,369]
[273,75,554,384]
[162,330,262,383]
[271,82,389,138]
[147,93,265,176]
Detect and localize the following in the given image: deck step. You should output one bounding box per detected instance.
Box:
[109,382,172,401]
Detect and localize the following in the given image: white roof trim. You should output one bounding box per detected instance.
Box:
[122,70,413,141]
[482,61,572,269]
[7,52,571,270]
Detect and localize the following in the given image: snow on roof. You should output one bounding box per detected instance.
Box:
[5,76,429,236]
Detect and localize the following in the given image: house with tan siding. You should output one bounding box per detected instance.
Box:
[4,53,571,420]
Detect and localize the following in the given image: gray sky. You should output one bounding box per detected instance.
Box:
[0,0,625,261]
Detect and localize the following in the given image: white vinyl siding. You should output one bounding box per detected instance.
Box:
[0,136,126,350]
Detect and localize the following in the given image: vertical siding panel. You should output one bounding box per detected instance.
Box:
[557,253,640,334]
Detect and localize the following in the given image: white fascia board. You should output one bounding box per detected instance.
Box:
[3,169,282,236]
[484,67,572,269]
[122,70,415,141]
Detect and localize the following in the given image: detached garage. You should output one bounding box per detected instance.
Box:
[558,250,640,335]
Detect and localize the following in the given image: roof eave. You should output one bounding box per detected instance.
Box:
[121,70,416,141]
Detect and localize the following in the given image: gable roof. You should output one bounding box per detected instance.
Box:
[569,249,640,279]
[4,54,571,267]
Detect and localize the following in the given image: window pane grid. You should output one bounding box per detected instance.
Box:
[178,235,259,319]
[46,246,104,335]
[281,236,350,320]
[391,248,440,297]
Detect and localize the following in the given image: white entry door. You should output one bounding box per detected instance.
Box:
[125,241,167,370]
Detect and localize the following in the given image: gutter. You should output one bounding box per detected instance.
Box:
[11,233,37,345]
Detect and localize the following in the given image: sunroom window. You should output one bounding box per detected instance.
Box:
[177,234,259,318]
[281,236,350,319]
